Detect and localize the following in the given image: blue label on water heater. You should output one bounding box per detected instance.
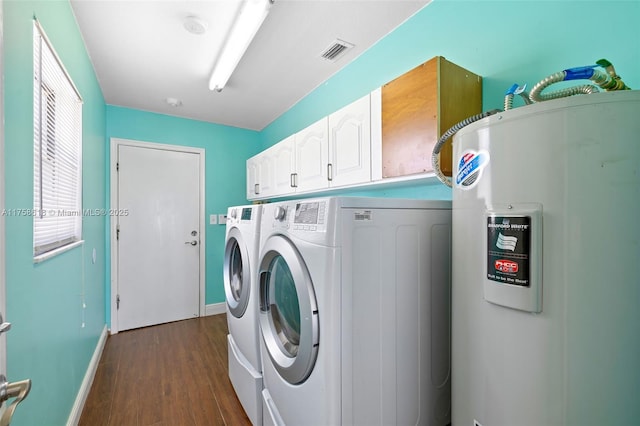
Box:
[455,150,490,190]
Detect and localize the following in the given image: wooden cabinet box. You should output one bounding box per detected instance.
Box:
[381,56,482,178]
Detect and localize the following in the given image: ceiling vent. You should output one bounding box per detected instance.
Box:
[320,39,354,61]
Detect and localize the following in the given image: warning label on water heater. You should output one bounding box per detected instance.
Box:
[487,216,531,286]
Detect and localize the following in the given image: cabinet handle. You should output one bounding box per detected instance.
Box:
[291,173,298,188]
[327,163,333,181]
[254,183,260,195]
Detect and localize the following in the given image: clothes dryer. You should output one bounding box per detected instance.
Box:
[224,204,263,425]
[258,197,452,426]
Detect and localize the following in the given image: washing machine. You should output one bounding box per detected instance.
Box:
[224,204,263,425]
[257,197,452,426]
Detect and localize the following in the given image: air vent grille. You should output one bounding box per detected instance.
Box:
[320,39,354,61]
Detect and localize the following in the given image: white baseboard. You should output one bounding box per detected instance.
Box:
[67,325,108,426]
[205,302,226,316]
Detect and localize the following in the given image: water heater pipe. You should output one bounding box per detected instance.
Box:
[529,59,630,102]
[431,109,501,188]
[432,59,631,187]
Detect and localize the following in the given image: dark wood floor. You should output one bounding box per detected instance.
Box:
[79,314,252,426]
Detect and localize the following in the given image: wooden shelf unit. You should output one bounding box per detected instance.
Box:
[381,56,482,178]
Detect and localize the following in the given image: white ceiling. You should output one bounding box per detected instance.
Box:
[70,0,429,130]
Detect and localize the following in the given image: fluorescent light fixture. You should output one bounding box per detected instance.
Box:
[209,0,273,91]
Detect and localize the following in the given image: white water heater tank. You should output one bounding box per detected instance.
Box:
[451,90,640,426]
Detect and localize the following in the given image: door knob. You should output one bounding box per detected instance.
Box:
[184,240,198,246]
[0,375,31,426]
[0,315,10,335]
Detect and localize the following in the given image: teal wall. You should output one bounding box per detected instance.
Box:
[261,0,640,199]
[105,106,262,322]
[2,0,639,423]
[4,1,107,425]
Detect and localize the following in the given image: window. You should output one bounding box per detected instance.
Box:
[33,20,83,258]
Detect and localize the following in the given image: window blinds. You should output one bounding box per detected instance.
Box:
[33,20,83,256]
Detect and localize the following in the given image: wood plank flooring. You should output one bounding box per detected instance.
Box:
[79,314,252,426]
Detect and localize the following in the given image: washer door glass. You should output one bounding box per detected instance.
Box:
[259,236,319,385]
[267,255,300,356]
[224,228,250,318]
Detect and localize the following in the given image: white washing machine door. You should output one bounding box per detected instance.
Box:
[258,235,319,385]
[224,227,251,318]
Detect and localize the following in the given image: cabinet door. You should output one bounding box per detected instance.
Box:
[295,117,328,192]
[272,135,296,196]
[246,155,259,200]
[381,58,438,178]
[380,56,482,178]
[256,147,275,198]
[328,94,371,187]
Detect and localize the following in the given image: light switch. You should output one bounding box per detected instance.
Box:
[209,214,217,225]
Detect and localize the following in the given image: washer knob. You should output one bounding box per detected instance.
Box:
[230,209,237,219]
[274,206,287,221]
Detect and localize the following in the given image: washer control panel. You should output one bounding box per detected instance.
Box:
[292,201,327,232]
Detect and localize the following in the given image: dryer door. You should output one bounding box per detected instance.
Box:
[224,227,251,318]
[258,235,319,385]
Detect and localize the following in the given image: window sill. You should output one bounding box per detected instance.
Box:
[33,240,84,264]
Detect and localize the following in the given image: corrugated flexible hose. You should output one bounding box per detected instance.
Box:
[432,109,501,187]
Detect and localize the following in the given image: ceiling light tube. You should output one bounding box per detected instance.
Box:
[209,0,273,91]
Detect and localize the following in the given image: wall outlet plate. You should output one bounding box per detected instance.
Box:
[218,214,227,225]
[209,214,217,225]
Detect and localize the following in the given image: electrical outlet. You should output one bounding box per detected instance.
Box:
[218,214,227,225]
[209,214,217,225]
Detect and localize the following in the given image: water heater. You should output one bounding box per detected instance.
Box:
[451,90,640,426]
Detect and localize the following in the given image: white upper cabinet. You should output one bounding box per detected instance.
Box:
[295,117,329,193]
[247,90,380,201]
[246,155,259,199]
[272,135,296,196]
[247,57,482,201]
[256,146,276,197]
[247,148,275,198]
[328,92,376,187]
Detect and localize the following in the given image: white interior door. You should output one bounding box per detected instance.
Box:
[116,144,201,331]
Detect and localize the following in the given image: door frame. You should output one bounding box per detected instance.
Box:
[109,137,206,334]
[0,0,6,374]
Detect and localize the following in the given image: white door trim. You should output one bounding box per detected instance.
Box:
[109,137,206,334]
[0,0,7,374]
